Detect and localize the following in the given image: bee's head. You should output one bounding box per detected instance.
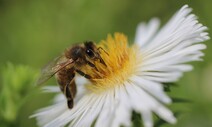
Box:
[84,41,107,66]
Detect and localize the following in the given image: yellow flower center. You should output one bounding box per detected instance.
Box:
[84,33,140,93]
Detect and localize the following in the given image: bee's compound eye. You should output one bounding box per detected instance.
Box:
[86,49,95,58]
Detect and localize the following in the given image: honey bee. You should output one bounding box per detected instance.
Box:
[37,41,107,109]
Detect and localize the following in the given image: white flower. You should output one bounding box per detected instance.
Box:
[31,5,209,127]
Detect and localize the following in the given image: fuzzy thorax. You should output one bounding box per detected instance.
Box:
[83,33,140,93]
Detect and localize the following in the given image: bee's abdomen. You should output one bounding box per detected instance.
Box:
[56,67,75,92]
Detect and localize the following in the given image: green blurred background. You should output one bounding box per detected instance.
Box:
[0,0,212,127]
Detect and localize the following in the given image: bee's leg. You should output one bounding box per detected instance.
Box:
[85,60,98,71]
[97,47,109,56]
[64,77,77,109]
[75,69,92,79]
[64,79,77,109]
[64,83,74,109]
[57,67,76,109]
[69,79,77,98]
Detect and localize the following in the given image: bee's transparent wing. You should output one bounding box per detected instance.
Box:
[36,56,67,85]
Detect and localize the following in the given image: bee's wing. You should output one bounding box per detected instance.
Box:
[36,56,73,85]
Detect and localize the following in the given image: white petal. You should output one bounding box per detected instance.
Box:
[141,110,153,127]
[130,75,171,103]
[110,86,131,127]
[42,86,60,93]
[31,101,67,126]
[126,82,176,124]
[124,82,154,127]
[135,18,160,47]
[153,104,177,124]
[141,5,209,68]
[74,93,106,127]
[137,5,209,80]
[43,94,95,127]
[75,76,89,86]
[95,90,116,127]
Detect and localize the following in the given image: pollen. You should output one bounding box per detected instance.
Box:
[85,33,140,93]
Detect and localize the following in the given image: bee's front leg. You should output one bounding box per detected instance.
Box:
[85,60,99,71]
[75,69,92,79]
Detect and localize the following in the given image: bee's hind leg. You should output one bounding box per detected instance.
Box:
[64,74,77,109]
[65,83,74,109]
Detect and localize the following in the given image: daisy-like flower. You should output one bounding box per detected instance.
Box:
[32,5,209,127]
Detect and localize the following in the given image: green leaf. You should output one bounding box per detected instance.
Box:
[163,83,178,92]
[131,111,143,127]
[0,62,38,124]
[171,97,192,103]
